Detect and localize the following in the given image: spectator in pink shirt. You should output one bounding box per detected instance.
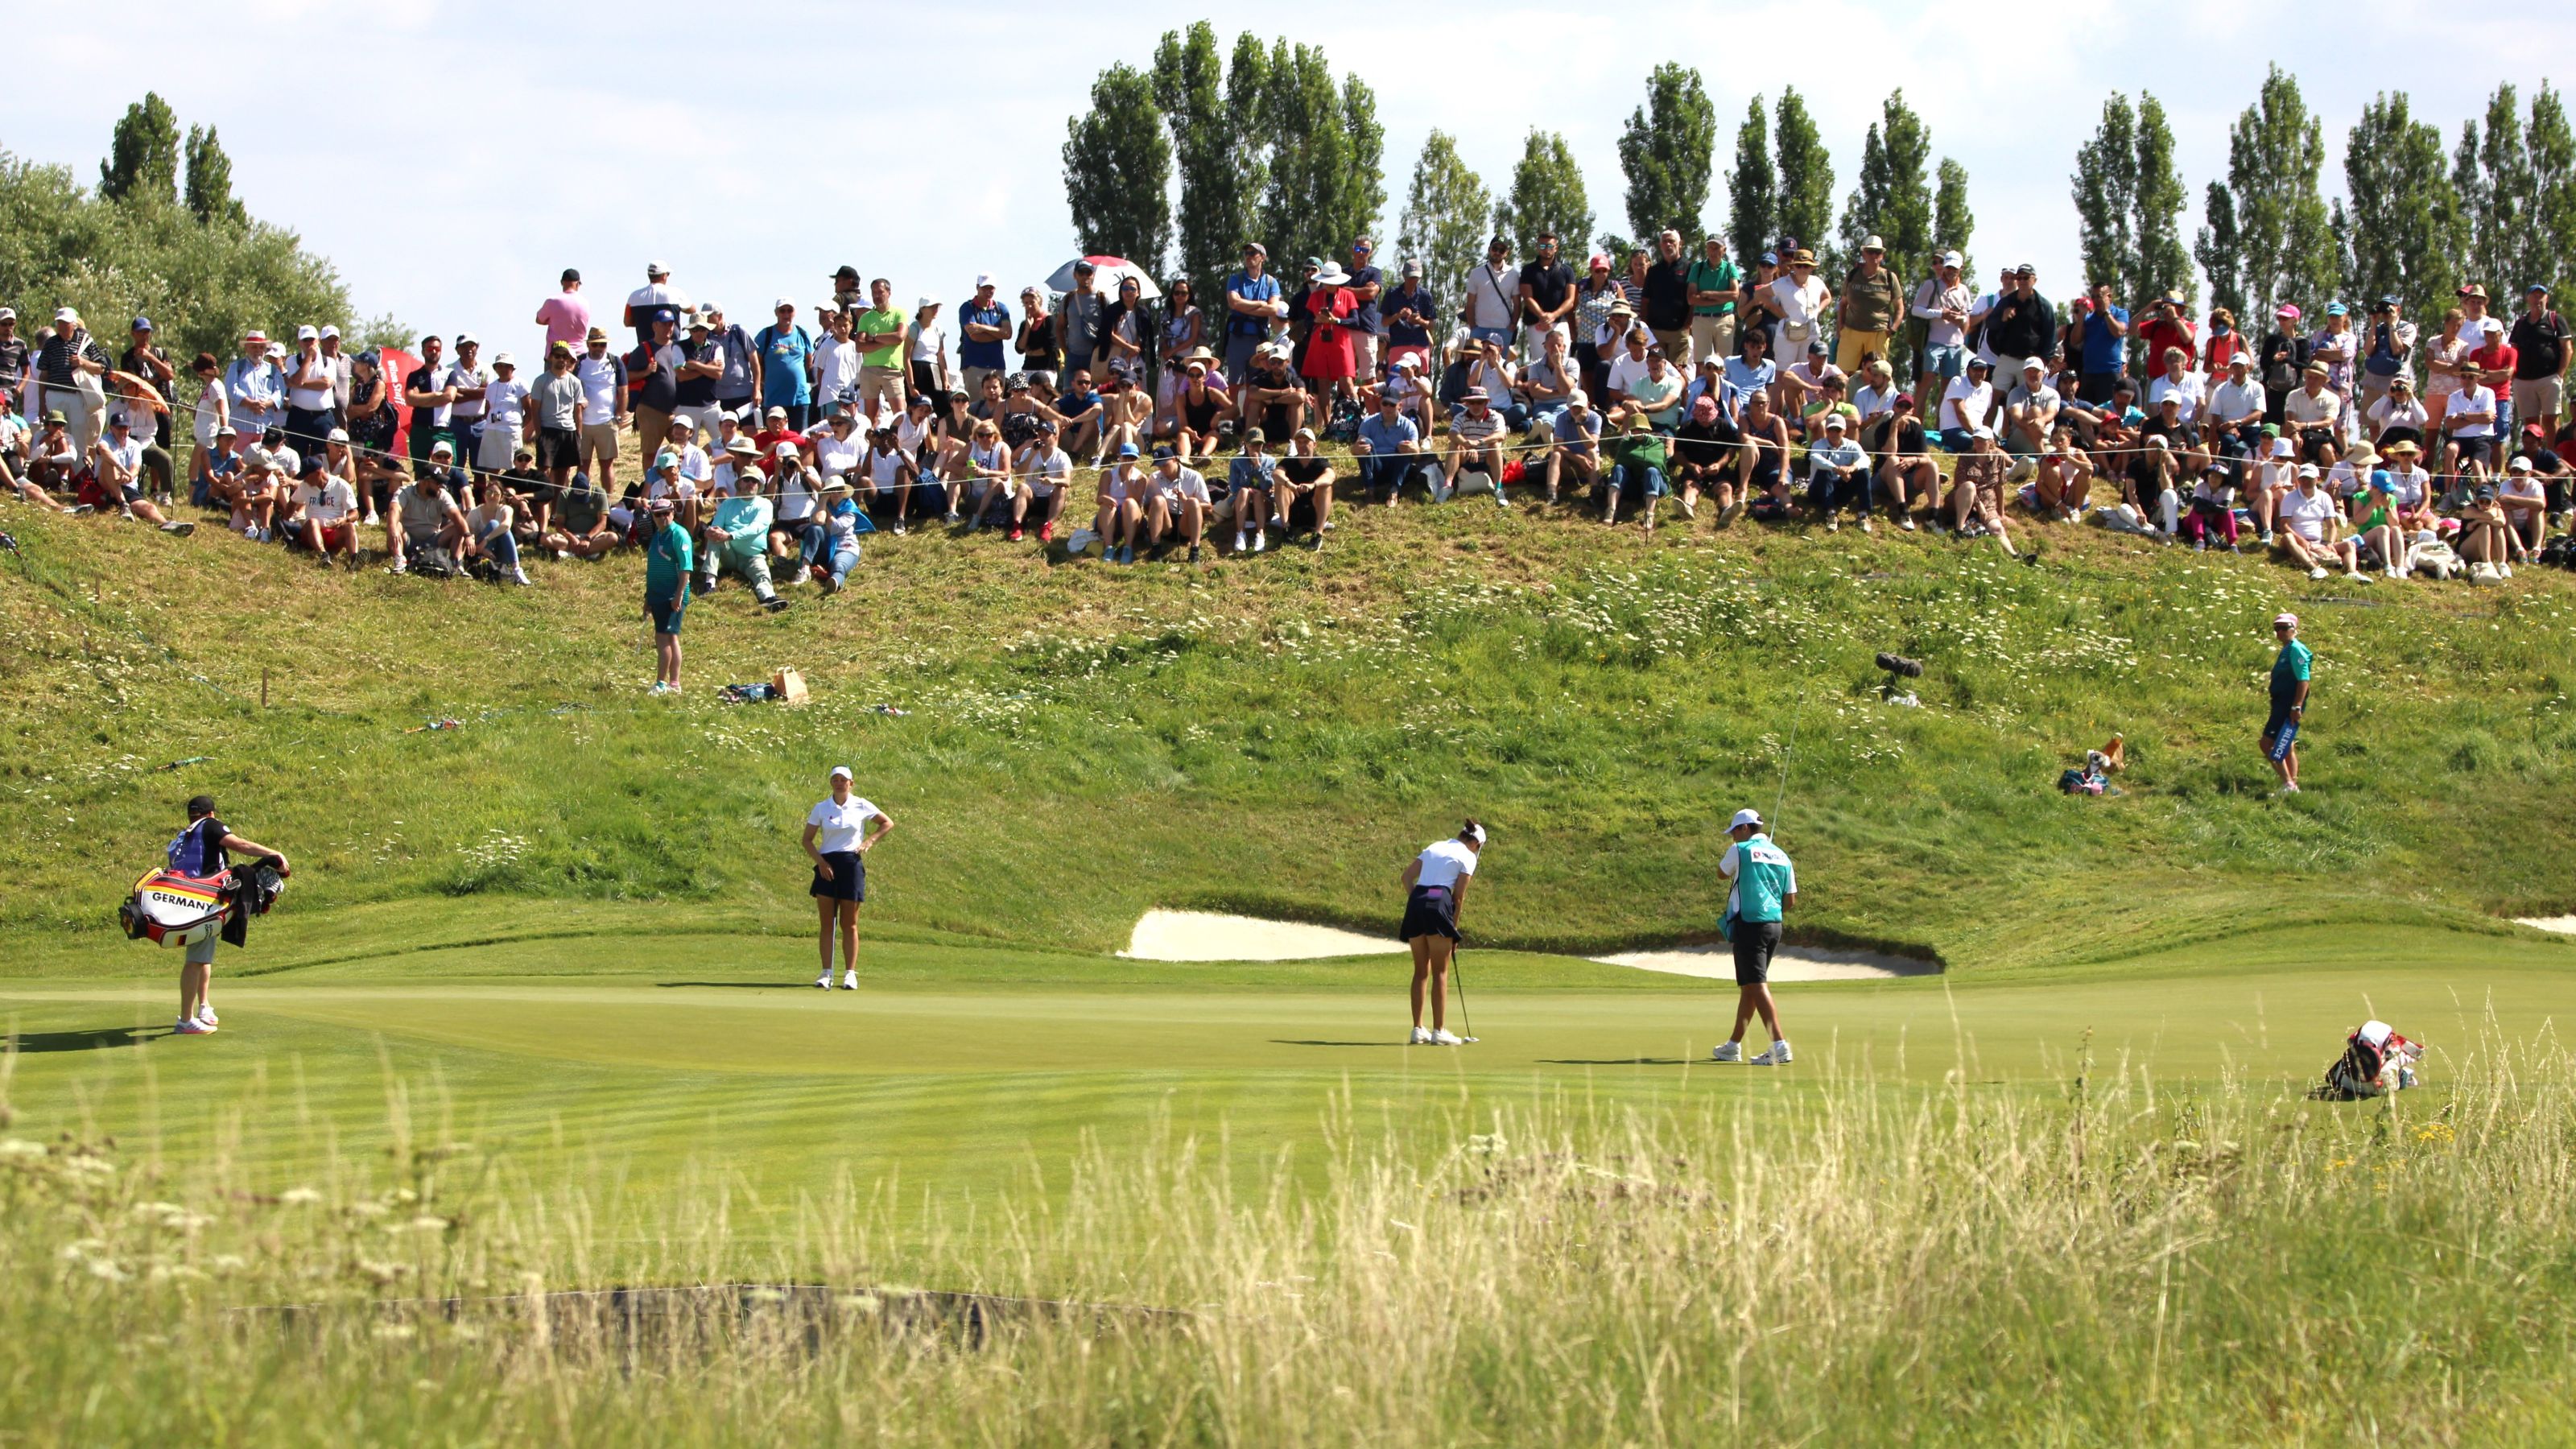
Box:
[535,269,591,353]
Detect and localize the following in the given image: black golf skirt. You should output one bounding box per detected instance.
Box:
[811,850,865,902]
[1399,884,1459,942]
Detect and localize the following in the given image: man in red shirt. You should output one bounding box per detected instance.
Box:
[2136,291,2197,373]
[754,404,807,458]
[2471,318,2518,436]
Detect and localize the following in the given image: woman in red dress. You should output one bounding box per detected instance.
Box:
[1301,265,1359,410]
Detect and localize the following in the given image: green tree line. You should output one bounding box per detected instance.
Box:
[2,92,400,370]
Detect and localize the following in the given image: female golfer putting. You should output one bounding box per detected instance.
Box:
[1397,820,1485,1045]
[803,767,894,989]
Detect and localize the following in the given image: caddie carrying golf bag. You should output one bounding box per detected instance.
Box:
[119,857,287,951]
[2313,1019,2422,1100]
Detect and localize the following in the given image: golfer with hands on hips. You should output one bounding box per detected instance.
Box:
[1711,807,1796,1065]
[804,766,893,989]
[1397,820,1485,1045]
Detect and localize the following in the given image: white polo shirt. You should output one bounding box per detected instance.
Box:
[807,795,880,853]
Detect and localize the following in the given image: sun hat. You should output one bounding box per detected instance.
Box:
[1313,264,1352,286]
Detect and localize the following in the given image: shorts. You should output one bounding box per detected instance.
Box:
[1399,885,1459,942]
[536,427,580,473]
[1732,918,1782,985]
[2263,712,2300,761]
[2512,375,2563,423]
[647,592,687,635]
[316,522,355,551]
[2450,436,2494,467]
[185,934,219,966]
[810,850,865,902]
[580,421,621,466]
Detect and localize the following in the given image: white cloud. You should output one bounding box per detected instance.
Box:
[8,0,2574,361]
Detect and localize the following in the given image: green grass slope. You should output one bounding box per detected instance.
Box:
[4,489,2574,972]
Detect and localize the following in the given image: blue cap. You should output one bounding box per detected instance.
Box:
[1760,251,1779,265]
[1151,444,1176,460]
[2369,469,2394,493]
[131,316,154,332]
[2325,301,2347,316]
[1116,442,1139,459]
[2531,282,2553,294]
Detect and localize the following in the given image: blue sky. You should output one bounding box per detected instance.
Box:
[10,1,2572,357]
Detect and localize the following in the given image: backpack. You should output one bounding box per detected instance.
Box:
[166,819,221,877]
[408,542,460,578]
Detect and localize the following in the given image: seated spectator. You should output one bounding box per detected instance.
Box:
[1623,349,1686,433]
[1443,390,1509,508]
[1519,328,1578,434]
[1009,419,1072,543]
[1946,427,2017,549]
[2454,485,2526,576]
[696,469,786,609]
[1604,414,1669,530]
[2346,468,2409,579]
[802,480,867,591]
[90,414,193,535]
[1669,393,1740,521]
[387,462,468,574]
[1873,393,1940,530]
[2122,435,2184,536]
[2500,456,2549,554]
[2439,364,2500,484]
[1465,337,1524,430]
[1273,427,1335,549]
[2364,374,2428,452]
[1381,353,1435,437]
[463,475,530,585]
[2274,463,2362,580]
[2515,424,2572,515]
[1227,427,1278,549]
[2182,461,2242,552]
[767,446,821,557]
[1096,378,1152,466]
[2025,430,2091,520]
[541,470,617,559]
[1722,328,1777,423]
[25,411,83,502]
[2143,349,2205,428]
[2003,358,2061,454]
[2285,361,2343,465]
[1052,368,1108,460]
[1171,353,1231,464]
[1737,390,1794,518]
[1138,445,1212,562]
[291,452,359,566]
[943,419,1011,526]
[1095,442,1150,564]
[1778,340,1841,419]
[1602,323,1653,407]
[2204,355,2267,464]
[1852,358,1899,420]
[1236,346,1309,445]
[861,425,926,535]
[1796,374,1858,444]
[1805,411,1870,533]
[1938,357,1994,451]
[1352,390,1426,505]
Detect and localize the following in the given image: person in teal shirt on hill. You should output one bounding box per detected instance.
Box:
[696,475,788,613]
[1711,807,1798,1066]
[642,497,693,696]
[2264,611,2312,794]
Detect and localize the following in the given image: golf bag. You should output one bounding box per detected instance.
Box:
[118,861,287,950]
[2313,1020,2422,1100]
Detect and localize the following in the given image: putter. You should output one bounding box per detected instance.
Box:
[1451,943,1478,1042]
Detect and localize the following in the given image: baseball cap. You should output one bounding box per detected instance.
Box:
[975,272,996,288]
[56,306,80,324]
[493,352,516,366]
[1971,425,1997,441]
[646,260,671,277]
[1939,250,1963,266]
[561,267,581,283]
[215,422,237,436]
[1965,355,1992,370]
[108,413,130,428]
[830,766,853,781]
[2296,462,2320,478]
[0,307,15,321]
[131,316,154,332]
[1729,808,1764,831]
[2529,282,2553,295]
[1402,260,1422,276]
[430,440,455,456]
[2509,455,2534,473]
[2274,613,2297,629]
[774,297,796,312]
[1463,823,1489,844]
[1242,427,1265,444]
[1823,412,1847,429]
[296,324,319,341]
[1116,442,1140,458]
[765,405,788,418]
[326,427,350,443]
[833,265,859,281]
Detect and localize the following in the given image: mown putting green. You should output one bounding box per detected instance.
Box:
[7,915,2570,1230]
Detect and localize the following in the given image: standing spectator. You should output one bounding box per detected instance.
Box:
[1766,249,1831,363]
[1301,265,1359,409]
[2136,291,2197,374]
[1016,286,1061,383]
[0,308,27,418]
[477,352,530,473]
[624,261,689,345]
[672,315,728,443]
[1687,236,1741,372]
[400,336,452,471]
[852,279,909,425]
[2262,613,2310,795]
[530,343,583,490]
[185,353,230,502]
[345,357,397,520]
[34,308,110,449]
[1056,263,1108,382]
[2508,283,2569,446]
[2469,316,2518,444]
[1835,236,1903,375]
[1517,232,1577,361]
[535,269,590,353]
[119,317,175,475]
[2258,304,2310,427]
[626,313,685,464]
[1381,261,1439,374]
[1639,230,1694,365]
[1910,250,1972,398]
[698,304,758,425]
[573,328,627,496]
[1098,282,1149,392]
[2071,282,2128,403]
[1344,238,1385,383]
[1984,266,2057,389]
[1461,237,1519,347]
[2310,303,2359,434]
[282,326,336,457]
[958,275,1012,401]
[2202,307,2248,376]
[443,335,493,467]
[2358,295,2417,420]
[755,300,815,430]
[811,307,861,419]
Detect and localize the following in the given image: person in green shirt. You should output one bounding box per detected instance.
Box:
[642,497,693,696]
[1605,413,1670,530]
[852,277,908,425]
[2263,612,2311,794]
[1686,237,1741,368]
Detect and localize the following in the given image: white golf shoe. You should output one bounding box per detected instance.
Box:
[196,1004,219,1027]
[1709,1041,1742,1063]
[1429,1029,1466,1046]
[1748,1039,1794,1066]
[1409,1026,1433,1046]
[815,974,833,989]
[840,972,858,990]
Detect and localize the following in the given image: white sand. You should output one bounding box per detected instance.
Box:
[1123,910,1396,961]
[1591,944,1939,982]
[1121,910,1938,980]
[2518,916,2576,936]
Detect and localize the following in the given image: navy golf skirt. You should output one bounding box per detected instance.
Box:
[1399,884,1459,942]
[811,850,865,902]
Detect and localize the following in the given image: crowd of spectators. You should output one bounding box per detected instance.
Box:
[4,239,2571,588]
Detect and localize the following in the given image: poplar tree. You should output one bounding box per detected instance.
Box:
[1772,88,1835,262]
[101,93,180,207]
[1061,64,1171,270]
[2342,92,2466,325]
[1725,97,1775,270]
[1935,159,1975,279]
[1835,90,1935,283]
[2218,66,2336,312]
[1150,23,1262,296]
[1396,130,1492,301]
[1494,130,1594,262]
[1616,63,1715,245]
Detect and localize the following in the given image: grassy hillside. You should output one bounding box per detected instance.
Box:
[4,489,2573,971]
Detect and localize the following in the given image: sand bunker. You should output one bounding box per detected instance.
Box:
[2519,916,2576,936]
[1123,910,1397,961]
[1122,910,1937,980]
[1590,944,1939,982]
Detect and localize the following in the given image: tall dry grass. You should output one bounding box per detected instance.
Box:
[6,1030,2572,1445]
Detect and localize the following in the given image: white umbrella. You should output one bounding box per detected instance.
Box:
[1043,255,1162,300]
